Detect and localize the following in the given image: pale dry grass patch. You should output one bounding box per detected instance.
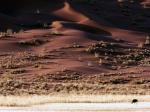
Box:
[0,95,150,107]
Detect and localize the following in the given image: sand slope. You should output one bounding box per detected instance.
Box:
[0,0,149,95]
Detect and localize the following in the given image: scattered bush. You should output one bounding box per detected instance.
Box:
[18,39,49,46]
[86,41,150,68]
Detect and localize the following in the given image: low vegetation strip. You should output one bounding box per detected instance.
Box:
[0,95,150,107]
[0,69,150,95]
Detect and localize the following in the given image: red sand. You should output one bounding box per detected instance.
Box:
[0,0,150,95]
[0,0,149,71]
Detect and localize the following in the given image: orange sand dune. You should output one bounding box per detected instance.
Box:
[0,0,148,44]
[0,0,147,54]
[52,1,147,43]
[53,2,88,22]
[0,0,149,68]
[0,0,149,96]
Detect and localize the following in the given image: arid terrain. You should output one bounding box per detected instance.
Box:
[0,0,150,96]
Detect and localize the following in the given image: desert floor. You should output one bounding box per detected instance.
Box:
[0,0,150,106]
[1,102,150,112]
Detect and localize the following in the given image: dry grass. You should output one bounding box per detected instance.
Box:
[86,41,150,69]
[0,69,150,95]
[18,38,49,46]
[0,95,150,107]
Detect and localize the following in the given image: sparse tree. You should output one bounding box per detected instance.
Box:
[43,23,49,28]
[94,52,100,58]
[99,58,103,65]
[6,29,13,35]
[19,29,24,33]
[145,35,150,45]
[138,42,144,48]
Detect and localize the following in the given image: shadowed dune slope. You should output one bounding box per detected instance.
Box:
[0,0,149,43]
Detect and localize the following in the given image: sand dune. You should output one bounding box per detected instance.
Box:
[53,2,88,22]
[0,0,148,43]
[0,0,149,96]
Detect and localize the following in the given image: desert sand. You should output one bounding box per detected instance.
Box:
[1,102,150,112]
[0,0,150,99]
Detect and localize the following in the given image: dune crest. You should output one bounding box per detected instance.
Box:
[53,1,88,22]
